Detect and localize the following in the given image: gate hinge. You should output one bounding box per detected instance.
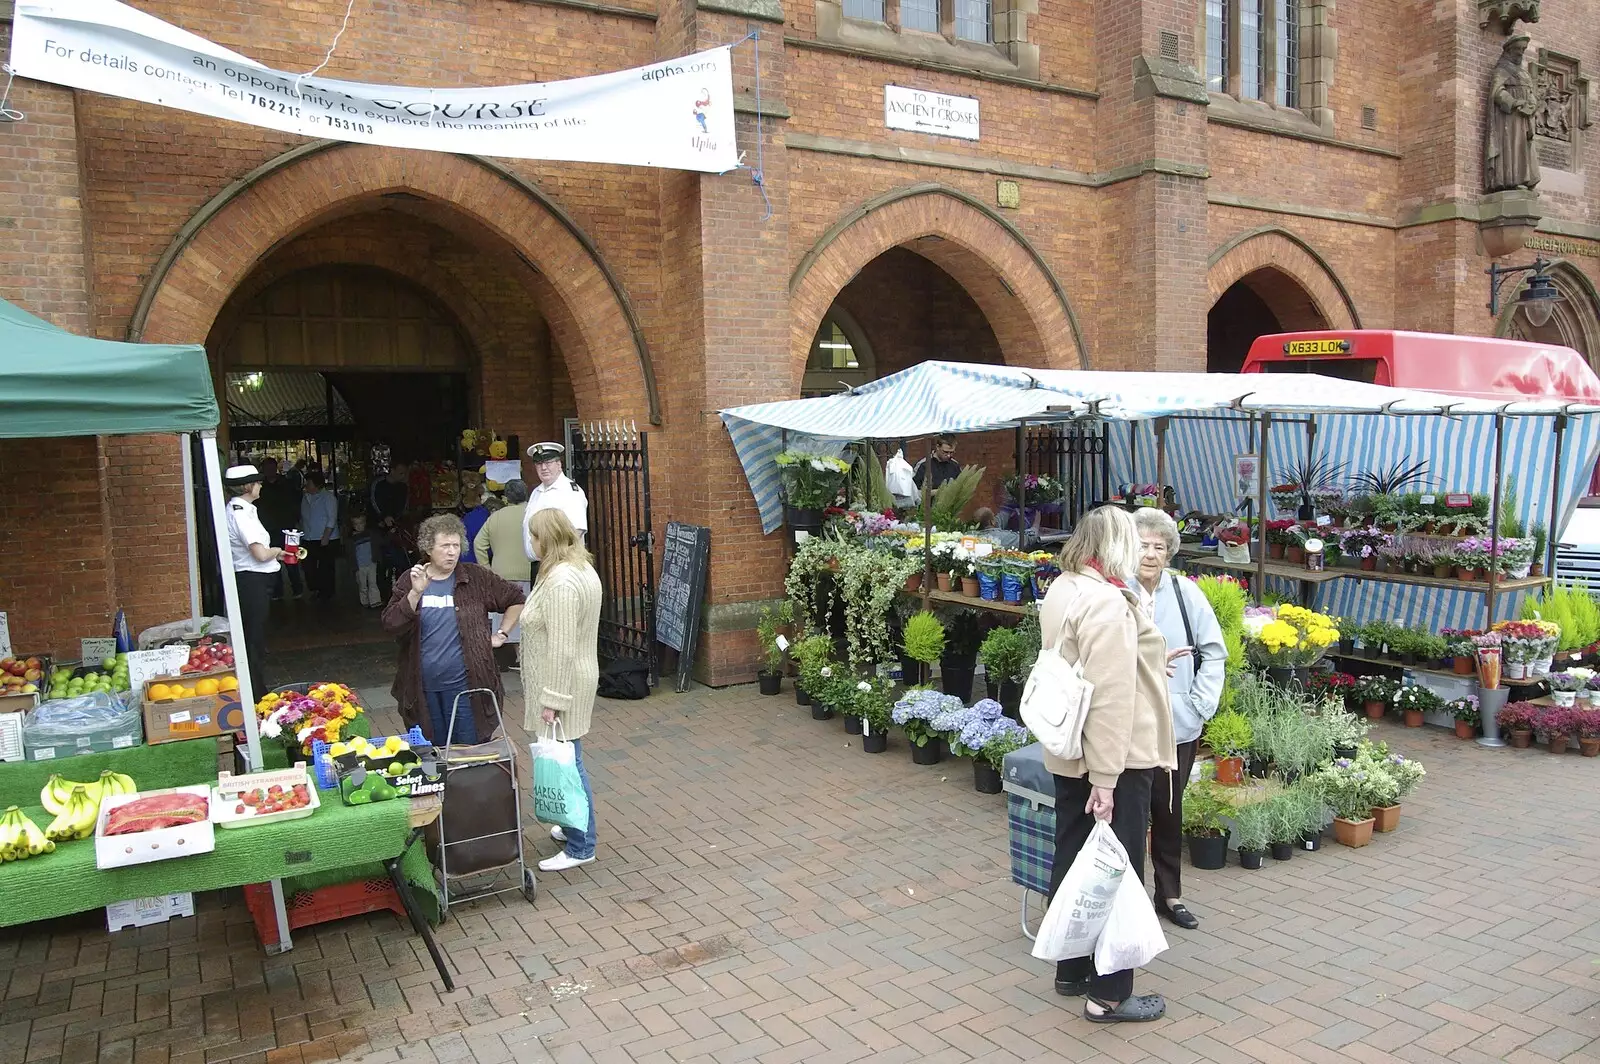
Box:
[632,530,654,552]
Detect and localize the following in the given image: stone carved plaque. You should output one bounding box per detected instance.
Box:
[1531,49,1591,174]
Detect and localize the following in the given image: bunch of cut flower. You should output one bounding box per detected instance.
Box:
[256,683,365,754]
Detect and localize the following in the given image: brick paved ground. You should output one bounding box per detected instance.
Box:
[3,675,1598,1064]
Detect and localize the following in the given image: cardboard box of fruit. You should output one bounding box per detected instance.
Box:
[326,733,442,805]
[0,654,51,713]
[142,669,246,745]
[46,654,131,702]
[94,784,215,869]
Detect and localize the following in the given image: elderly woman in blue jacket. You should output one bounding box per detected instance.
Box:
[1134,508,1227,932]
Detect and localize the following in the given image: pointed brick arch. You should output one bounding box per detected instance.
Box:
[130,141,657,423]
[789,184,1086,388]
[1207,226,1361,330]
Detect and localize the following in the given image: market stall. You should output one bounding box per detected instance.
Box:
[0,298,453,983]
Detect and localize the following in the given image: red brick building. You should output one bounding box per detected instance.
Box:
[1,0,1596,682]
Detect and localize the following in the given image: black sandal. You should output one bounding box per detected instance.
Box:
[1084,994,1166,1023]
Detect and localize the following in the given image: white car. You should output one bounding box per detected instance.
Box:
[1557,505,1600,588]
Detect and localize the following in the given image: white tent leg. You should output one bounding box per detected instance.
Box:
[200,430,293,952]
[181,433,201,627]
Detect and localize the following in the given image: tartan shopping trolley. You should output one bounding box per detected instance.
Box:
[1002,742,1054,941]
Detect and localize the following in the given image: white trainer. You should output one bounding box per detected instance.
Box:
[538,851,594,872]
[550,825,566,843]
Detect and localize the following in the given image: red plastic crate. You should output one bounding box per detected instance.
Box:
[242,877,407,947]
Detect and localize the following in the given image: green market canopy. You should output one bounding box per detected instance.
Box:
[0,297,218,438]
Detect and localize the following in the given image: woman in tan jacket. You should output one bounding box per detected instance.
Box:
[520,508,603,873]
[1038,505,1177,1024]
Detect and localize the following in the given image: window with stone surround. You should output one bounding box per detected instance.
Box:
[803,314,876,397]
[815,0,1037,79]
[1203,0,1334,130]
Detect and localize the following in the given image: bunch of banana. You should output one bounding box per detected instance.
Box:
[0,806,54,860]
[44,786,100,843]
[40,769,135,815]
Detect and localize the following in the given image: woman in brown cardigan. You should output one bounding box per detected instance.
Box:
[382,513,525,745]
[1038,505,1177,1025]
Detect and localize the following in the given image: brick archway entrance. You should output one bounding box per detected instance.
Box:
[1206,227,1360,372]
[789,184,1086,388]
[131,142,657,425]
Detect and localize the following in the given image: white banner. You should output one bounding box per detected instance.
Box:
[10,0,739,173]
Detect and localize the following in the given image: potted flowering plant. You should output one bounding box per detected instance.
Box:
[1496,701,1539,747]
[776,450,850,531]
[1215,518,1253,565]
[1586,673,1600,709]
[792,634,833,709]
[1265,519,1297,560]
[1181,780,1232,869]
[947,699,1015,792]
[1311,758,1384,847]
[1441,628,1480,674]
[1449,695,1480,739]
[1203,709,1253,785]
[891,687,957,764]
[1577,708,1600,757]
[852,675,895,752]
[979,720,1034,788]
[1001,472,1064,507]
[755,601,795,696]
[1496,620,1542,680]
[1390,683,1440,728]
[1453,537,1490,580]
[1354,674,1398,719]
[1426,543,1458,579]
[1547,667,1593,707]
[1538,704,1579,755]
[1029,550,1060,599]
[1338,527,1390,570]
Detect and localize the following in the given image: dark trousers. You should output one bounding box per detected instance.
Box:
[425,685,479,746]
[302,540,340,600]
[1049,768,1156,1004]
[1150,740,1198,905]
[235,570,276,700]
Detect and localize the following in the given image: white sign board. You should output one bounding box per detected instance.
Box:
[81,638,118,665]
[884,85,980,141]
[11,0,739,173]
[0,612,10,661]
[127,646,189,695]
[485,460,523,485]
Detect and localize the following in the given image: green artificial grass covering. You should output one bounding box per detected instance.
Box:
[0,738,439,929]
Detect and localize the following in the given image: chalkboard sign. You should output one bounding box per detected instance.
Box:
[656,522,710,692]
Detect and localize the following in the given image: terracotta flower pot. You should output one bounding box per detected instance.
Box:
[1403,709,1424,728]
[1370,804,1401,833]
[1452,656,1475,675]
[1457,567,1480,581]
[1432,564,1454,579]
[1580,737,1600,757]
[1454,720,1476,740]
[960,576,980,597]
[1285,546,1305,564]
[1333,816,1375,848]
[1215,756,1244,786]
[1532,562,1546,577]
[1360,557,1378,571]
[1510,729,1533,748]
[936,572,953,592]
[1363,700,1386,720]
[1548,734,1570,755]
[1268,542,1286,560]
[903,573,922,594]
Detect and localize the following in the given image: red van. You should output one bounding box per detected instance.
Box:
[1240,329,1600,404]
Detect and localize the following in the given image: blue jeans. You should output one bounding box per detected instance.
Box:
[563,738,598,859]
[425,685,478,746]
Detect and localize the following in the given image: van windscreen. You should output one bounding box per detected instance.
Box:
[1260,358,1379,384]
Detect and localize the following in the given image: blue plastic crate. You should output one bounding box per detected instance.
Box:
[1007,793,1055,895]
[310,725,426,791]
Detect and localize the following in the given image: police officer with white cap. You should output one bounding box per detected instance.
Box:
[523,443,588,575]
[224,464,287,699]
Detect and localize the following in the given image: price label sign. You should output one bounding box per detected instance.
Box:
[1316,515,1332,527]
[1419,494,1437,506]
[126,647,188,694]
[1445,493,1472,509]
[80,637,118,665]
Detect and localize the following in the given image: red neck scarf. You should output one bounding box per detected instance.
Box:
[1084,558,1129,590]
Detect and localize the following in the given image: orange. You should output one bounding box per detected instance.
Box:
[218,676,239,692]
[148,683,172,701]
[195,679,220,697]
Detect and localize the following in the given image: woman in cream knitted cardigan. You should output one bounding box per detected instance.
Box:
[520,508,603,872]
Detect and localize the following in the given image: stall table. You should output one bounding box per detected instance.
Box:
[0,740,455,988]
[1176,547,1347,606]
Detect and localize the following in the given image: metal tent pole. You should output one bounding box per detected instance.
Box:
[1548,414,1567,577]
[200,430,292,952]
[1487,414,1505,628]
[1014,422,1027,539]
[1255,412,1272,605]
[1154,418,1169,495]
[181,433,201,627]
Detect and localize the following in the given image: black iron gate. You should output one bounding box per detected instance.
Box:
[568,421,657,675]
[1023,423,1109,525]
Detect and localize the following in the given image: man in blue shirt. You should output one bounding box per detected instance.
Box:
[299,471,341,601]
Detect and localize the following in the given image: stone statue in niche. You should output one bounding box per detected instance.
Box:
[1486,34,1541,192]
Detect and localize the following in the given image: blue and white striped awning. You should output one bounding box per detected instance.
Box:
[721,361,1600,533]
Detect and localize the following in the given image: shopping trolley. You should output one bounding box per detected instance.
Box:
[1002,742,1055,941]
[428,687,536,917]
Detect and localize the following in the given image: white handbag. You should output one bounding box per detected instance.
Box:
[1019,603,1094,760]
